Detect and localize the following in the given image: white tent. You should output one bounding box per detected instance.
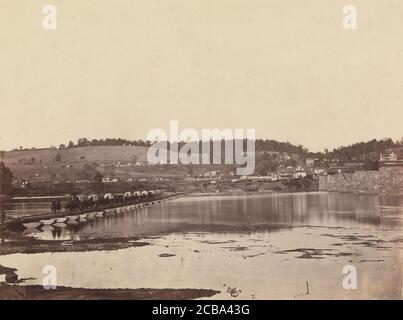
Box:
[124,192,133,198]
[88,194,99,201]
[104,193,114,200]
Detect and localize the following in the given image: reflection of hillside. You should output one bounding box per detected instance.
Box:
[177,193,399,228]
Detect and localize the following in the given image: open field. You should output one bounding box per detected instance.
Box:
[1,145,239,184]
[1,146,148,165]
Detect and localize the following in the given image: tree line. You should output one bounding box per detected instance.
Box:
[10,137,403,162]
[325,138,403,161]
[0,162,13,195]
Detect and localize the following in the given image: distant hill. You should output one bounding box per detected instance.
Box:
[2,137,401,167]
[2,146,148,165]
[327,138,402,161]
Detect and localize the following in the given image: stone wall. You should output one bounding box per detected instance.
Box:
[319,167,403,195]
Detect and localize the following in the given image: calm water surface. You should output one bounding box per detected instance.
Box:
[15,192,403,240]
[2,197,69,219]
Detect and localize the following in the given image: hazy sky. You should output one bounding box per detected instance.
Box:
[1,0,403,152]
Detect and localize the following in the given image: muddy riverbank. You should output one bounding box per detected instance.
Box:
[0,283,219,300]
[0,233,151,256]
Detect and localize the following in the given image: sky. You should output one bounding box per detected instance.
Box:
[1,0,403,152]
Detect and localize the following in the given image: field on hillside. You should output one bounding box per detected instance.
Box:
[2,146,148,164]
[7,162,235,182]
[1,145,236,182]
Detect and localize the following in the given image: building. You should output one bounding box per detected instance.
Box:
[293,167,307,178]
[277,167,295,180]
[379,152,403,168]
[203,170,219,178]
[313,167,327,176]
[326,162,364,175]
[380,152,398,161]
[305,158,316,167]
[239,174,278,182]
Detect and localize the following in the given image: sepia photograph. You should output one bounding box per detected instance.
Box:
[0,0,402,307]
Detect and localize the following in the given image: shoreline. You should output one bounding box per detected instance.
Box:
[0,283,220,300]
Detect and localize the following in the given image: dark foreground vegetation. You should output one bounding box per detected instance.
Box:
[0,283,219,300]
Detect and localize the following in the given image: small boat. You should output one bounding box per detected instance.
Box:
[56,217,68,223]
[41,225,55,231]
[22,222,44,229]
[95,211,105,217]
[40,218,56,226]
[53,222,67,228]
[66,215,79,221]
[87,212,97,219]
[79,213,89,219]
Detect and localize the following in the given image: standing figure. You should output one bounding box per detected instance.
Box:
[56,200,62,213]
[51,200,57,215]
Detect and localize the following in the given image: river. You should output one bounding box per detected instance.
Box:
[1,192,402,299]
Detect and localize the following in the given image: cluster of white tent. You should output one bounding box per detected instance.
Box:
[120,190,162,200]
[76,190,162,201]
[104,190,161,200]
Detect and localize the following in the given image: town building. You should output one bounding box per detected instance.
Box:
[276,167,295,180]
[293,167,307,178]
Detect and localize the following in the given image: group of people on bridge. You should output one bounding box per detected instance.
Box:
[59,190,161,213]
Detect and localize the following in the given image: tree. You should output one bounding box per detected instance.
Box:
[77,138,90,147]
[28,157,36,164]
[0,162,13,195]
[93,171,103,184]
[92,171,104,192]
[67,141,74,148]
[78,163,95,180]
[285,158,297,167]
[256,162,268,176]
[54,154,62,162]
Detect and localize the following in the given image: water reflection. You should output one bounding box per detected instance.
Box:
[2,197,69,219]
[22,192,403,241]
[0,198,6,244]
